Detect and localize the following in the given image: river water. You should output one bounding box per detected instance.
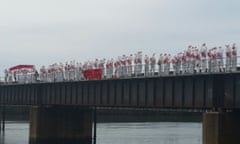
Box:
[0,122,202,144]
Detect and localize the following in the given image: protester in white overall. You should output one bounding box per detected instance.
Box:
[167,54,171,74]
[163,54,170,75]
[40,66,46,82]
[195,49,201,73]
[134,54,138,76]
[186,46,192,73]
[212,47,218,72]
[56,64,60,81]
[144,55,150,77]
[47,65,52,82]
[225,45,231,72]
[176,53,182,74]
[137,51,143,76]
[127,55,133,77]
[182,52,187,74]
[53,64,58,81]
[106,60,110,78]
[60,63,65,81]
[122,55,127,77]
[75,62,81,80]
[110,59,114,78]
[71,61,76,80]
[8,71,13,83]
[190,47,196,74]
[217,47,224,72]
[171,56,177,75]
[200,43,207,73]
[4,69,8,83]
[99,59,106,78]
[207,49,213,73]
[114,60,120,78]
[64,62,69,81]
[231,43,237,71]
[150,53,156,76]
[158,53,163,76]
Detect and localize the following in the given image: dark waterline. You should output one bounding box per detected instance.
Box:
[0,121,202,144]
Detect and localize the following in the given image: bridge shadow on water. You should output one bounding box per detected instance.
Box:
[3,106,202,123]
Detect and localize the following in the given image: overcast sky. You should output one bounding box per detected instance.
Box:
[0,0,239,75]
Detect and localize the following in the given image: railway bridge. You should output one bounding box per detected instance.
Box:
[1,73,240,144]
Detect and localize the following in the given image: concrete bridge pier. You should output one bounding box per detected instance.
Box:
[203,111,240,144]
[29,106,93,144]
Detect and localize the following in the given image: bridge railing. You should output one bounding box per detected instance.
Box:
[1,56,240,84]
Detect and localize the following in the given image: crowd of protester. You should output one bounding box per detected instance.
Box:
[3,43,238,83]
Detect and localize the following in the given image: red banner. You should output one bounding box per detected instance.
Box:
[9,64,35,71]
[84,69,102,80]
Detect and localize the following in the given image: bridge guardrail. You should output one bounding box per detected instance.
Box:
[1,56,240,84]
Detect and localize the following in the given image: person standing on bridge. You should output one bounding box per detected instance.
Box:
[8,71,13,83]
[186,45,192,73]
[171,55,177,75]
[194,48,201,73]
[71,61,76,80]
[118,56,123,77]
[231,43,237,71]
[106,60,110,79]
[122,55,128,77]
[55,63,60,81]
[75,62,81,81]
[108,59,113,78]
[64,62,69,81]
[167,54,171,74]
[144,54,150,76]
[99,59,106,79]
[40,66,46,82]
[200,43,207,73]
[4,69,8,83]
[225,45,231,72]
[120,56,124,77]
[34,70,39,82]
[190,47,197,74]
[127,54,133,77]
[137,51,143,76]
[150,53,156,76]
[134,53,138,76]
[212,47,218,72]
[158,53,163,76]
[207,48,213,72]
[176,53,182,75]
[182,51,187,74]
[119,56,123,77]
[217,46,224,72]
[79,62,84,80]
[186,46,192,73]
[59,62,64,81]
[163,53,170,75]
[114,59,120,78]
[163,53,168,75]
[109,58,114,78]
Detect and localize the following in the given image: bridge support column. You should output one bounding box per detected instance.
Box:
[29,106,93,144]
[203,111,240,144]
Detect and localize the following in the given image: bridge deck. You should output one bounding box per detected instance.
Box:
[0,73,240,109]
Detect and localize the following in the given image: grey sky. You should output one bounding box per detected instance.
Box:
[0,0,239,74]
